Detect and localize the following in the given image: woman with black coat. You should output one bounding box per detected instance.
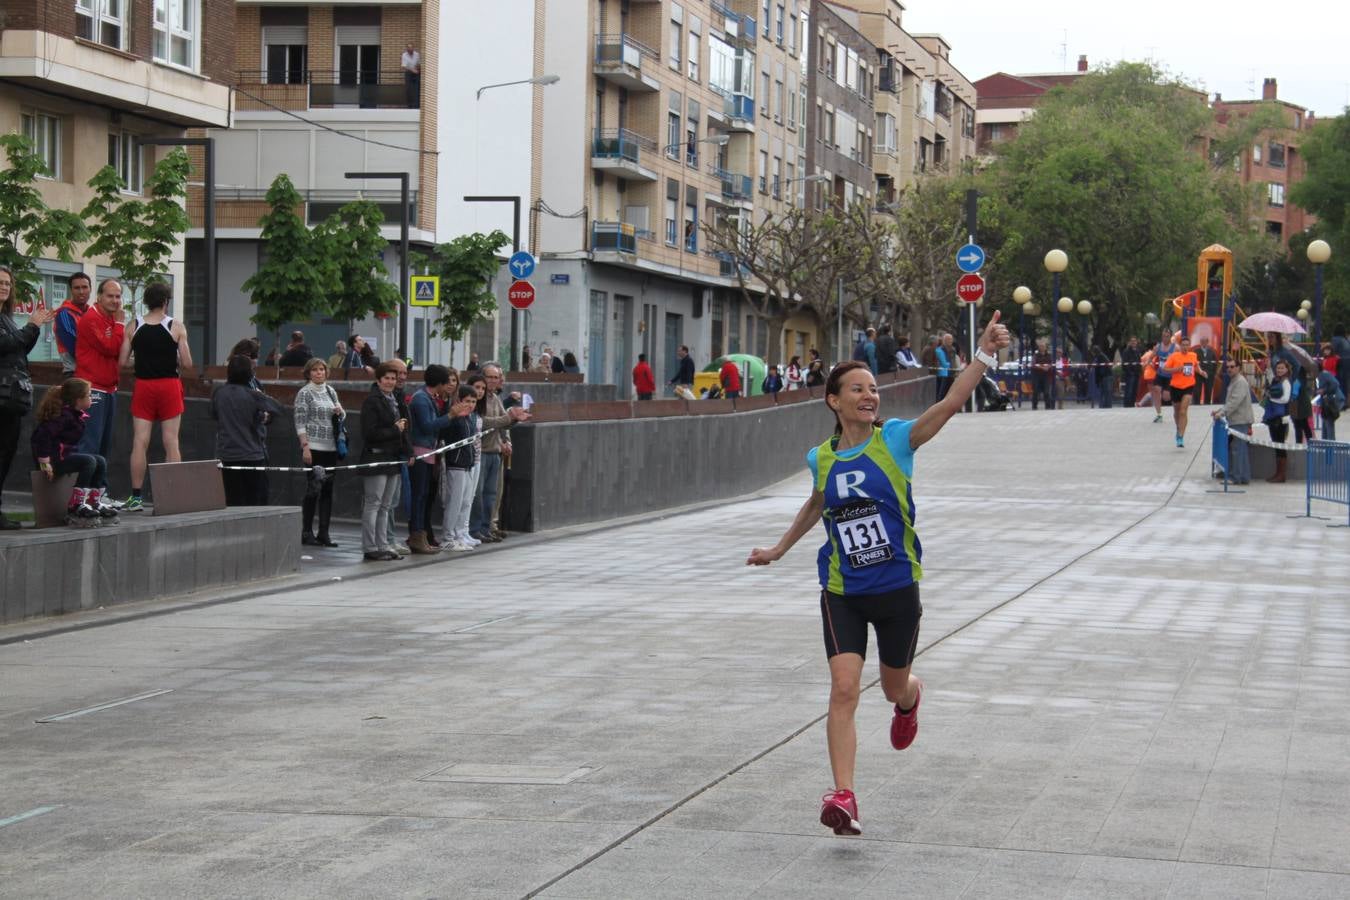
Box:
[360,361,413,561]
[211,355,288,506]
[0,265,56,528]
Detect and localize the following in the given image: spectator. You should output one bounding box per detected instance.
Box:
[53,272,92,377]
[465,352,481,372]
[211,355,286,506]
[1091,345,1113,408]
[934,334,954,402]
[1332,324,1350,404]
[669,344,695,395]
[919,336,938,377]
[294,358,345,547]
[562,351,581,375]
[344,335,376,377]
[1031,338,1053,410]
[719,357,743,399]
[278,331,313,367]
[1195,336,1219,404]
[1120,336,1142,409]
[359,362,411,561]
[806,358,826,388]
[328,340,348,371]
[896,337,921,370]
[1263,358,1293,483]
[762,365,784,396]
[119,281,192,511]
[551,352,565,374]
[457,373,488,546]
[633,353,656,400]
[440,383,480,551]
[784,355,805,390]
[371,358,412,556]
[469,363,530,542]
[31,378,114,523]
[854,327,878,374]
[1316,365,1344,441]
[808,347,821,366]
[407,364,458,554]
[532,351,554,374]
[875,324,899,375]
[74,278,125,511]
[1,266,57,528]
[401,42,421,108]
[264,345,280,366]
[1213,359,1254,484]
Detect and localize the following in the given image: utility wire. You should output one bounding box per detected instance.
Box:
[230,86,439,157]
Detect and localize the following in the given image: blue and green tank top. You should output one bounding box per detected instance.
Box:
[806,418,923,595]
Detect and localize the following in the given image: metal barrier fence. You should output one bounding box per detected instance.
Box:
[1305,439,1350,527]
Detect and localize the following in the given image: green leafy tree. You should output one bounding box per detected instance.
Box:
[242,174,337,353]
[984,62,1274,355]
[0,134,88,302]
[412,229,509,365]
[318,200,402,329]
[1290,110,1350,328]
[81,147,191,302]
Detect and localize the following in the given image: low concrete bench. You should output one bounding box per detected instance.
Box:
[28,471,79,528]
[149,459,227,516]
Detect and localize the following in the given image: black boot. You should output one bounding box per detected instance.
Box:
[301,493,318,544]
[315,488,338,547]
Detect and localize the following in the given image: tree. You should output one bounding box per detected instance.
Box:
[412,229,510,364]
[81,147,191,301]
[318,200,402,329]
[984,62,1275,355]
[243,174,336,348]
[0,134,88,303]
[1290,110,1350,328]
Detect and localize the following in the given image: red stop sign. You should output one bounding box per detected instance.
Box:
[956,273,985,303]
[508,280,535,309]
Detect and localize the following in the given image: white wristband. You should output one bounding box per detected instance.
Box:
[975,349,998,369]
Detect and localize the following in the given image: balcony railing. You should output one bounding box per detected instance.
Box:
[235,69,420,111]
[592,221,637,255]
[595,33,659,67]
[879,69,899,94]
[723,92,754,121]
[592,128,657,164]
[710,165,753,201]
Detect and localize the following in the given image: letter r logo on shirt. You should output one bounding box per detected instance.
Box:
[835,470,869,499]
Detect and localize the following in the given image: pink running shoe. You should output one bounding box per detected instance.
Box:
[819,789,861,836]
[890,679,922,750]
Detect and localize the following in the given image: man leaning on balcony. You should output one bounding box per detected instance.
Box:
[401,43,421,109]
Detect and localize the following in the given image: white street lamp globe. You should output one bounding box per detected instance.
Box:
[1300,299,1313,311]
[1022,301,1035,315]
[1077,299,1093,316]
[1044,249,1068,273]
[1297,308,1310,321]
[1025,302,1041,316]
[1057,296,1074,314]
[1307,239,1332,265]
[1012,286,1032,304]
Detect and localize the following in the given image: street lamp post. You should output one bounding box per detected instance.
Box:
[1077,299,1093,405]
[1013,286,1032,379]
[1308,239,1332,353]
[345,172,410,360]
[662,133,729,161]
[1044,249,1068,409]
[138,136,215,369]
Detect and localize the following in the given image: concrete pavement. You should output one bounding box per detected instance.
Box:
[2,405,1348,899]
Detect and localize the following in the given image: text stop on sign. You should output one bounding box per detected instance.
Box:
[956,273,985,303]
[508,280,535,309]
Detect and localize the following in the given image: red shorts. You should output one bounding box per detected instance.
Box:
[131,377,185,421]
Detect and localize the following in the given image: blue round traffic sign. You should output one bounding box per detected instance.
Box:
[508,251,537,280]
[956,244,985,273]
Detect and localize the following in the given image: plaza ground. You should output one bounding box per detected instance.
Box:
[1,405,1347,899]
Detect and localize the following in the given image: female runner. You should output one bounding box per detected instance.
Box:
[747,312,1010,836]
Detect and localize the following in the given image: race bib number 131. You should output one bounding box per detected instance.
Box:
[834,501,894,568]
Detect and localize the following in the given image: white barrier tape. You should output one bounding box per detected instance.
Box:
[1218,422,1309,453]
[218,427,507,474]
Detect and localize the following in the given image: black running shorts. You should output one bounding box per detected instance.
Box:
[1169,384,1192,406]
[820,584,922,669]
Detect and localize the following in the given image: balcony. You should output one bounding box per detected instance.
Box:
[593,34,660,92]
[591,128,659,181]
[709,165,753,206]
[736,15,757,47]
[879,69,900,94]
[592,221,638,255]
[236,69,420,112]
[723,92,755,131]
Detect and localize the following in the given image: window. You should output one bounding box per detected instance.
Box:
[153,0,197,69]
[824,109,835,147]
[1268,183,1285,207]
[761,71,770,116]
[786,162,795,205]
[774,79,784,123]
[265,43,307,84]
[685,99,699,167]
[987,123,1004,143]
[1268,142,1285,168]
[684,186,698,253]
[667,91,682,159]
[665,179,679,245]
[76,0,125,49]
[1252,143,1262,165]
[108,131,143,193]
[787,75,797,128]
[687,16,701,82]
[709,36,735,96]
[772,156,781,199]
[875,113,895,154]
[788,14,796,54]
[758,150,768,193]
[775,3,784,44]
[762,0,770,37]
[669,6,682,72]
[21,112,60,178]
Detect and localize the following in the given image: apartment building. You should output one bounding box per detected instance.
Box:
[830,0,975,206]
[972,56,1089,154]
[0,0,233,362]
[190,0,438,364]
[1213,78,1317,248]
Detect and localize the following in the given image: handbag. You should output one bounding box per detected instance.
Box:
[327,385,348,460]
[0,369,32,415]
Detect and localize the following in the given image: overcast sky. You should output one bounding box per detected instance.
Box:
[901,0,1348,119]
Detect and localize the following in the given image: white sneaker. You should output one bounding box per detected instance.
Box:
[448,541,473,552]
[458,531,480,547]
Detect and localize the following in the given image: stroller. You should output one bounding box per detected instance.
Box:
[975,371,1013,412]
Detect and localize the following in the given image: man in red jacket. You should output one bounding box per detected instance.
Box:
[74,279,125,496]
[632,353,656,400]
[719,357,743,399]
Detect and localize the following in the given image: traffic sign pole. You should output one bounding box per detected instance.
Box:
[963,190,980,413]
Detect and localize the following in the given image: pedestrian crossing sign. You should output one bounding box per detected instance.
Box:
[410,275,440,307]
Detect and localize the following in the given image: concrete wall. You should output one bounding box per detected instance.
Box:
[504,375,933,531]
[0,507,299,624]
